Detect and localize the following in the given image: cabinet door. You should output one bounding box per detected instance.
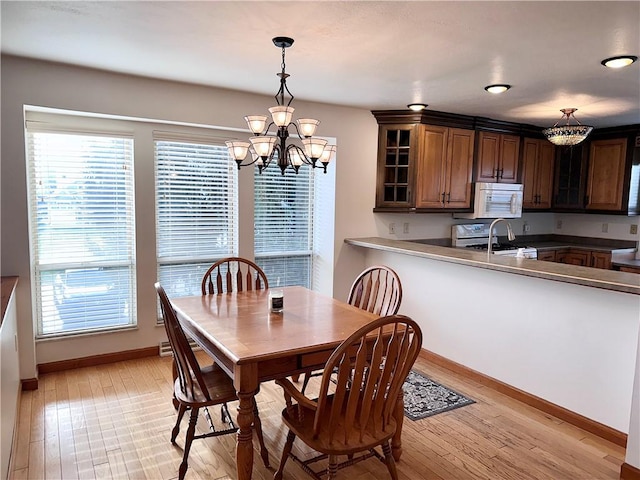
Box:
[590,252,612,270]
[537,250,557,262]
[559,250,590,266]
[620,266,640,274]
[443,128,475,208]
[415,126,447,208]
[498,134,520,183]
[553,144,588,210]
[586,138,627,211]
[376,125,416,208]
[536,142,555,208]
[476,132,500,182]
[522,139,539,208]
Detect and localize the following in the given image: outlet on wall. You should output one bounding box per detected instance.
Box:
[602,223,609,233]
[631,224,638,235]
[403,222,410,234]
[389,222,396,235]
[523,222,530,234]
[556,220,562,230]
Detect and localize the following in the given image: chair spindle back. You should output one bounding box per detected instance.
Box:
[348,266,402,316]
[201,257,269,295]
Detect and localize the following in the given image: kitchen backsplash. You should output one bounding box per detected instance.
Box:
[375,211,640,243]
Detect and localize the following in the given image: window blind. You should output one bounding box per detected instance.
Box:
[254,165,314,288]
[26,131,136,337]
[155,139,238,299]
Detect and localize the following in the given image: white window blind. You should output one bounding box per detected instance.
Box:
[26,131,136,337]
[254,166,314,288]
[155,138,237,299]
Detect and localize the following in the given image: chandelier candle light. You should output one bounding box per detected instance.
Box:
[542,108,594,147]
[225,37,336,175]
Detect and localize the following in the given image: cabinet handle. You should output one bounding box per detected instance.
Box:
[447,192,451,203]
[498,168,504,179]
[494,168,499,179]
[441,192,445,204]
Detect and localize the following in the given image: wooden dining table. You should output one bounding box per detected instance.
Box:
[170,285,407,480]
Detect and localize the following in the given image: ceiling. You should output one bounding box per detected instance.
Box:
[2,1,639,129]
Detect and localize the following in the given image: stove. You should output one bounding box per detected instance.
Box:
[452,223,537,259]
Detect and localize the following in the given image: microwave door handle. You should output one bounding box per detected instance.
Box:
[510,193,517,214]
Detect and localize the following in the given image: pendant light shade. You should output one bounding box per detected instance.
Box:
[542,108,593,146]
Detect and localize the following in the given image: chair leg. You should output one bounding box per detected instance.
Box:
[252,398,270,467]
[178,407,199,480]
[382,441,398,480]
[171,403,187,444]
[300,372,311,393]
[274,430,296,480]
[328,455,338,480]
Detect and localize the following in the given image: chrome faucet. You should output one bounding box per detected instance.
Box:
[487,218,516,256]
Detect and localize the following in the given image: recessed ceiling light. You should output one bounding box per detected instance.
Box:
[601,55,638,68]
[484,84,511,94]
[407,103,428,111]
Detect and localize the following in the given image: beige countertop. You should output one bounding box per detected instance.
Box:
[345,237,640,296]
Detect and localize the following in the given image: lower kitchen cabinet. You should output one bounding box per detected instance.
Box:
[553,248,612,269]
[619,265,640,274]
[536,250,558,262]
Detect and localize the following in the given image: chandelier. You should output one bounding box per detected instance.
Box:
[542,108,594,147]
[225,37,336,175]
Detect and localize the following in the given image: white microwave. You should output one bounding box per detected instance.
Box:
[455,182,523,219]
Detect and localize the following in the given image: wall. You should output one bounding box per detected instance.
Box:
[357,246,640,433]
[0,55,379,376]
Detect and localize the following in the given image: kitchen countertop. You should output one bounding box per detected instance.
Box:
[345,237,640,295]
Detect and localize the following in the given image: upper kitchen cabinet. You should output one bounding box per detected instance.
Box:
[522,138,555,209]
[586,137,629,211]
[553,144,588,211]
[374,123,418,210]
[475,132,520,183]
[552,126,640,214]
[415,125,475,209]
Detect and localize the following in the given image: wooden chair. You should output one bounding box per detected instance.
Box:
[298,265,403,392]
[155,283,269,480]
[274,314,422,480]
[201,257,268,295]
[347,265,402,316]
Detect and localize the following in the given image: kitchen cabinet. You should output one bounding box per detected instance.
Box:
[522,138,555,209]
[591,252,613,270]
[619,265,640,274]
[553,144,588,211]
[375,124,418,209]
[555,248,612,269]
[475,132,520,183]
[414,125,475,209]
[585,138,628,211]
[536,250,557,262]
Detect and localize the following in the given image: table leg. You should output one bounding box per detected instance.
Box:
[236,391,255,480]
[392,389,404,461]
[235,364,258,480]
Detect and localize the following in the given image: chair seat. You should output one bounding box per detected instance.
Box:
[174,362,238,406]
[281,395,397,456]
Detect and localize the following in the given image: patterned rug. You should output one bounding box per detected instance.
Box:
[403,370,475,420]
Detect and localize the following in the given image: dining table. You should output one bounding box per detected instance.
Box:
[170,285,407,480]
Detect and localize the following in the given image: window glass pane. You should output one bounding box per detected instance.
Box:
[27,131,136,337]
[155,140,237,299]
[254,165,313,287]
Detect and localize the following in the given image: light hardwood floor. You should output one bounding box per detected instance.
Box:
[10,352,625,480]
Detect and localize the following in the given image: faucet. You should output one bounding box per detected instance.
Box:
[487,218,516,256]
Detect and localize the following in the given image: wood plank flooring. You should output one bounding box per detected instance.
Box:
[10,352,625,479]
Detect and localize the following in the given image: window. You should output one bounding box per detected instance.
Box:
[155,137,237,299]
[254,166,314,288]
[26,131,136,337]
